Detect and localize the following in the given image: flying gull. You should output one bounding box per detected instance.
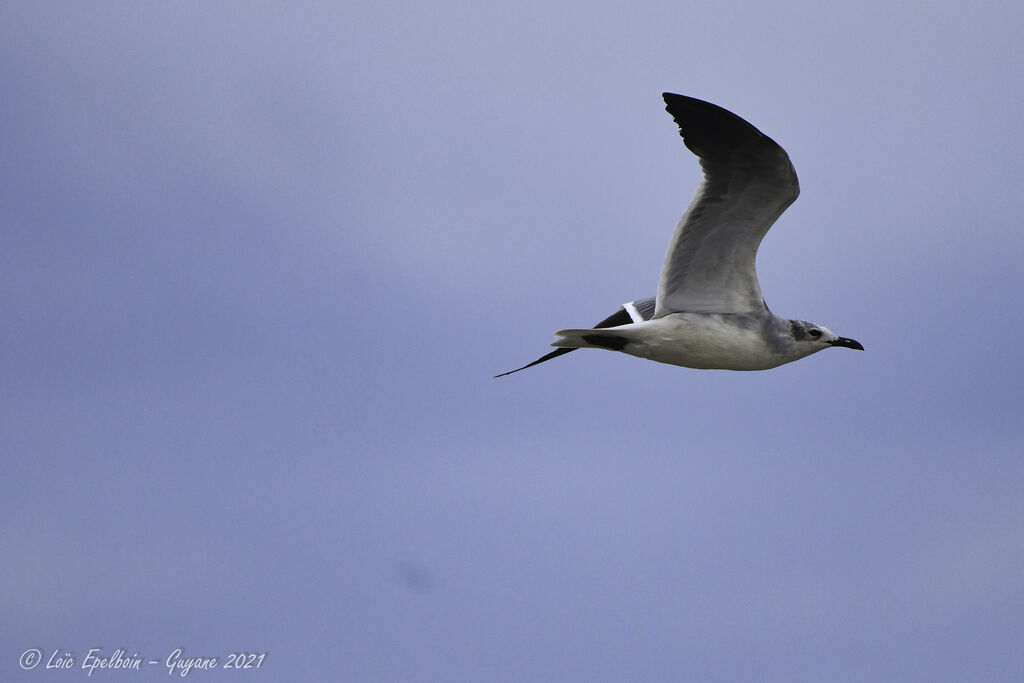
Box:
[497,93,862,376]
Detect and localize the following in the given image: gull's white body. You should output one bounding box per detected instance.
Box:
[497,93,862,377]
[556,313,819,371]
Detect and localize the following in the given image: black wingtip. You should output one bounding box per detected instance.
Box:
[494,348,577,378]
[661,92,774,161]
[580,334,629,351]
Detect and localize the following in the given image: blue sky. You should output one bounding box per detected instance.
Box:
[3,1,1023,680]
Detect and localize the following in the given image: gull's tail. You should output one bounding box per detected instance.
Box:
[493,297,655,378]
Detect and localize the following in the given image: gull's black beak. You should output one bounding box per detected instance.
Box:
[829,336,864,351]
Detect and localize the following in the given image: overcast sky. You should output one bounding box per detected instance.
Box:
[3,1,1023,680]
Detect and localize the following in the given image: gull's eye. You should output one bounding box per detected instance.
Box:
[808,329,822,339]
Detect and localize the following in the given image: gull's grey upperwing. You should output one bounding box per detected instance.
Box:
[655,93,800,317]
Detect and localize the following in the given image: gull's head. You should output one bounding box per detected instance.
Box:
[790,320,864,353]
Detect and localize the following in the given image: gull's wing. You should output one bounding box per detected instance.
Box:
[494,297,656,377]
[655,93,799,317]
